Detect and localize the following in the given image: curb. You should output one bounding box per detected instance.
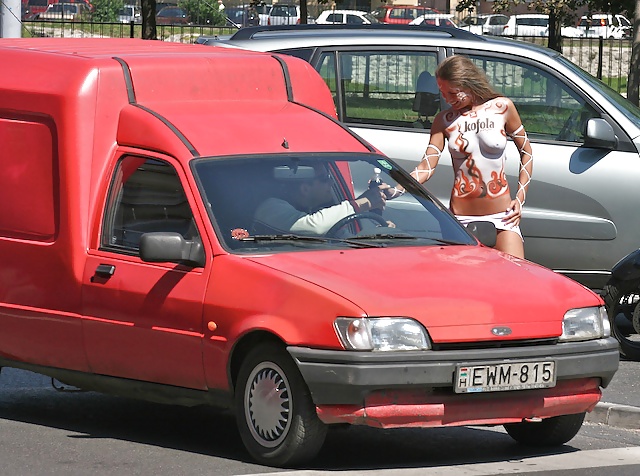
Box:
[586,402,640,430]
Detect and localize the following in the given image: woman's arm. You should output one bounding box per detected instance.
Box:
[388,114,446,198]
[505,98,533,225]
[412,114,446,184]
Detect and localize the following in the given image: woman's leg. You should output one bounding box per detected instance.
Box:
[495,229,525,258]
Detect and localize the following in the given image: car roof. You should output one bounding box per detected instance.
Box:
[205,24,559,61]
[320,10,368,14]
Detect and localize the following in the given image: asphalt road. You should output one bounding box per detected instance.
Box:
[1,360,640,475]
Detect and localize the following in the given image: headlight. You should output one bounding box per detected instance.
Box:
[334,317,431,351]
[559,306,610,342]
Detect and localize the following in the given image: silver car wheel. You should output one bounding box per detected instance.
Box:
[244,361,292,448]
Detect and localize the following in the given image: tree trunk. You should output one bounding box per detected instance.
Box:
[141,0,157,40]
[547,12,562,53]
[627,0,640,104]
[300,0,308,25]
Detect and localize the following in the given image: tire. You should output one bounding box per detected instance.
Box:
[603,283,640,361]
[235,343,327,467]
[504,413,585,446]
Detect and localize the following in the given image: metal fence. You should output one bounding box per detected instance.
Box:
[20,20,632,95]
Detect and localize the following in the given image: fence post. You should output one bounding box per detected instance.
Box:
[597,37,604,79]
[130,20,135,39]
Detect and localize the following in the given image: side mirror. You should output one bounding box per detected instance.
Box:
[139,232,205,268]
[466,221,497,248]
[584,118,617,150]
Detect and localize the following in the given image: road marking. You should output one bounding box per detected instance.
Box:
[246,447,640,476]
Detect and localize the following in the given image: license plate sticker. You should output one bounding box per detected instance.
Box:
[454,361,556,393]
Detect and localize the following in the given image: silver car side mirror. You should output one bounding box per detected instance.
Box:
[584,118,617,150]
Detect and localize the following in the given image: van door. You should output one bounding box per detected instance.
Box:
[81,154,209,389]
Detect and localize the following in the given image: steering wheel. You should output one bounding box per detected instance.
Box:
[325,212,387,237]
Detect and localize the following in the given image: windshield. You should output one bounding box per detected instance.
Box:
[193,153,476,253]
[555,55,640,129]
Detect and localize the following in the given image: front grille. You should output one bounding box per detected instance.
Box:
[431,337,558,351]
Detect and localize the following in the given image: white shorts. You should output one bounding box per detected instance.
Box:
[455,211,523,241]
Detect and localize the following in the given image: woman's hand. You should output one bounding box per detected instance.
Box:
[503,199,522,226]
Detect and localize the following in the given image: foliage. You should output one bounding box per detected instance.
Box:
[180,0,226,26]
[91,0,125,23]
[586,0,634,16]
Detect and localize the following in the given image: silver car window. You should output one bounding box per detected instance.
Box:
[318,51,439,129]
[466,55,598,143]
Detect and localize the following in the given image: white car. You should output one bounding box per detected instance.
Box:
[117,4,141,24]
[408,13,459,29]
[316,9,378,25]
[578,14,632,39]
[502,14,584,38]
[255,2,272,26]
[459,14,509,35]
[267,4,315,25]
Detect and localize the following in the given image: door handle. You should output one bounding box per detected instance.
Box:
[93,264,116,279]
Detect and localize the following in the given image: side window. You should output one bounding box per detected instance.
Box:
[333,51,439,129]
[101,157,198,254]
[317,51,338,106]
[466,55,599,143]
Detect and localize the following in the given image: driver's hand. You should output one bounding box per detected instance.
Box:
[356,185,387,211]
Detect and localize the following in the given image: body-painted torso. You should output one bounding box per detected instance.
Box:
[443,98,511,212]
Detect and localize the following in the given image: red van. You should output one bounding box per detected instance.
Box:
[372,4,439,24]
[0,38,619,468]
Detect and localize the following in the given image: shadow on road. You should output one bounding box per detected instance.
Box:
[0,369,581,470]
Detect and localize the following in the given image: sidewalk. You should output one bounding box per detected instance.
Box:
[585,359,640,430]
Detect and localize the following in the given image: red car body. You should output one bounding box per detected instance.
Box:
[0,38,619,467]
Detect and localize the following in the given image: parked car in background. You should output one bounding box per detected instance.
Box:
[502,14,585,37]
[316,9,378,25]
[255,1,272,25]
[21,0,49,20]
[226,5,260,28]
[39,2,89,21]
[155,2,177,14]
[199,24,640,291]
[409,13,460,29]
[371,4,438,24]
[267,4,314,25]
[156,5,190,25]
[578,13,632,39]
[459,13,509,35]
[117,4,141,23]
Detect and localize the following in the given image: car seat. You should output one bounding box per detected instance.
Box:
[412,71,440,129]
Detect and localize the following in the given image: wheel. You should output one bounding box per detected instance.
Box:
[235,343,327,467]
[504,413,585,446]
[324,212,388,237]
[603,283,640,361]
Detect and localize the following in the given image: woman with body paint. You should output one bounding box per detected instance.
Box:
[406,55,533,258]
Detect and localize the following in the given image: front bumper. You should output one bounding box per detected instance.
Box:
[288,338,619,428]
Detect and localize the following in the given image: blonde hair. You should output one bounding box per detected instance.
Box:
[436,55,500,103]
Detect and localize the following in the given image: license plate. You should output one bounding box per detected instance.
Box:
[454,361,556,393]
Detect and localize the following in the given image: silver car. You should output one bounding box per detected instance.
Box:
[199,25,640,291]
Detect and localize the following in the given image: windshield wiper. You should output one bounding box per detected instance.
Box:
[239,234,381,248]
[349,234,467,246]
[348,233,418,241]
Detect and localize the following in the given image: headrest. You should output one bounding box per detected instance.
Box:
[416,71,438,94]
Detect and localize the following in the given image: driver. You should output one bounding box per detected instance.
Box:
[252,164,388,235]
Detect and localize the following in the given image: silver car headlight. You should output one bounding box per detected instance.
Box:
[334,317,431,351]
[559,306,610,342]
